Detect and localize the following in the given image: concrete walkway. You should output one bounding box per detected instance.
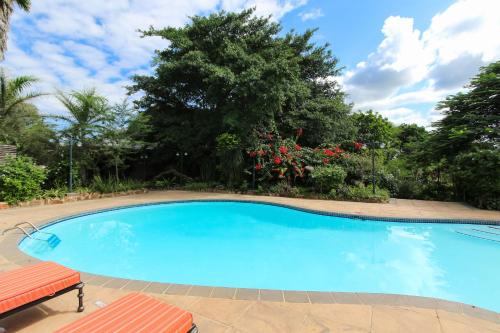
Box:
[0,191,499,332]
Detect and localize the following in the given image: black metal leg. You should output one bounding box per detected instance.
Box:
[188,324,198,333]
[77,282,85,312]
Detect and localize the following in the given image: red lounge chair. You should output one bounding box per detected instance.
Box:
[55,293,197,333]
[0,261,84,320]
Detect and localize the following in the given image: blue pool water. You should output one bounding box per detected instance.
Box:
[19,201,500,311]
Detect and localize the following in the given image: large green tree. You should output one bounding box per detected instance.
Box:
[431,61,499,159]
[130,9,353,177]
[429,61,500,208]
[0,0,30,60]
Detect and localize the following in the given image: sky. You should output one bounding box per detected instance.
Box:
[4,0,500,126]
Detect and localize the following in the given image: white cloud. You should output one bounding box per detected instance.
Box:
[4,0,307,115]
[342,0,500,125]
[299,8,323,21]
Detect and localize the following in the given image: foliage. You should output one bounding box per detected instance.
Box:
[41,187,67,199]
[0,0,32,59]
[353,110,393,145]
[310,165,346,193]
[332,184,390,203]
[247,130,307,184]
[452,150,499,210]
[152,178,174,189]
[215,133,243,186]
[431,61,499,160]
[130,8,353,179]
[0,156,46,204]
[183,181,217,191]
[101,100,153,180]
[89,176,145,193]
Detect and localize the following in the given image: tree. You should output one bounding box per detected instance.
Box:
[352,110,394,194]
[130,9,353,179]
[0,69,43,129]
[100,100,152,181]
[0,0,31,60]
[51,89,111,183]
[353,110,393,145]
[431,61,499,160]
[427,61,500,208]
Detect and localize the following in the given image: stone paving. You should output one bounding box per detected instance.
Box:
[0,191,499,332]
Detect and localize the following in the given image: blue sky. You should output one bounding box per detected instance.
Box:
[5,0,500,126]
[281,0,456,68]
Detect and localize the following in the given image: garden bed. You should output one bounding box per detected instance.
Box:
[0,189,149,209]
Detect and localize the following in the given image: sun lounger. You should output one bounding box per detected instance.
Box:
[55,293,197,333]
[0,261,84,320]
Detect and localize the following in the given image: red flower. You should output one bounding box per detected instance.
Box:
[324,149,335,157]
[354,142,363,151]
[255,163,263,171]
[248,151,257,158]
[279,146,288,154]
[296,128,303,137]
[274,156,282,165]
[322,158,330,165]
[257,149,265,156]
[335,146,344,154]
[295,144,302,151]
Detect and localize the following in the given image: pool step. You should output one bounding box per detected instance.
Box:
[456,226,500,243]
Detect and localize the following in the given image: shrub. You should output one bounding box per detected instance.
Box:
[183,181,216,191]
[153,178,174,189]
[310,165,346,193]
[0,156,47,205]
[42,187,67,199]
[216,133,243,187]
[331,184,390,203]
[267,181,302,197]
[89,176,145,193]
[377,170,398,196]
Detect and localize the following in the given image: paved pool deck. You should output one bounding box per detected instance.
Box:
[0,190,499,332]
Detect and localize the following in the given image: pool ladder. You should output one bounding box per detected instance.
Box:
[2,221,59,243]
[456,225,500,243]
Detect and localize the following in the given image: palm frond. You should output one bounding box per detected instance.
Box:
[15,0,31,11]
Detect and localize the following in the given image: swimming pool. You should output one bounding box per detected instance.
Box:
[19,201,500,312]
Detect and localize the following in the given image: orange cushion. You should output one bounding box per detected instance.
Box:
[0,261,81,314]
[55,293,194,333]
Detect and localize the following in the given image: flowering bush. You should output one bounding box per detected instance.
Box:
[246,129,307,183]
[246,129,352,186]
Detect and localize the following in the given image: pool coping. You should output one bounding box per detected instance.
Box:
[1,199,499,324]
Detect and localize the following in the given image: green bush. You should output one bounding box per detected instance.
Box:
[0,156,47,205]
[452,150,500,210]
[183,181,216,191]
[89,176,145,193]
[310,165,346,193]
[42,187,67,199]
[331,184,390,203]
[153,178,174,189]
[267,181,302,197]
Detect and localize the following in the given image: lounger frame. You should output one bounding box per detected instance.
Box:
[0,282,84,320]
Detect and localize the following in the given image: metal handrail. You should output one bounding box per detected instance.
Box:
[1,222,57,242]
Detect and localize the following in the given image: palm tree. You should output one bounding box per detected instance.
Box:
[0,68,42,119]
[53,89,110,142]
[51,89,111,183]
[0,0,31,60]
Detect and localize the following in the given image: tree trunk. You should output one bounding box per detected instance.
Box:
[0,1,14,60]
